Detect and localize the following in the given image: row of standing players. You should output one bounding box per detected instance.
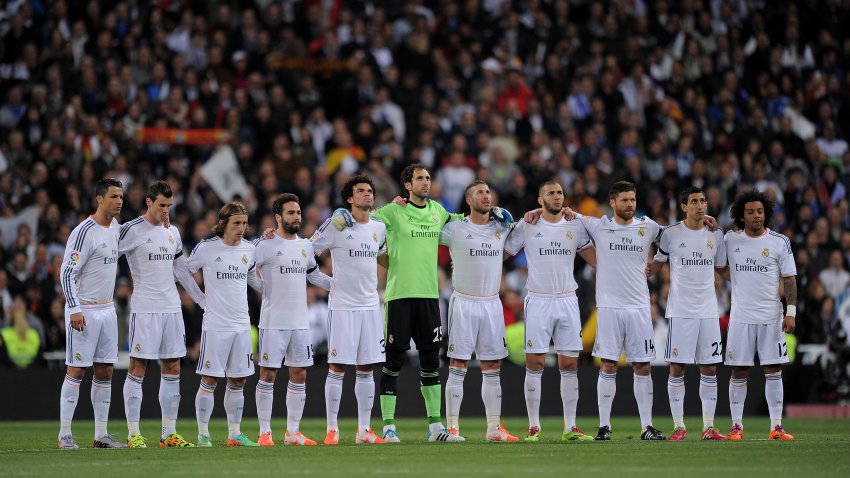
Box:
[56,163,797,448]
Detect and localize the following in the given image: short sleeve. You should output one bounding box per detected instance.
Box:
[713,230,727,268]
[653,226,671,262]
[777,235,796,277]
[310,219,335,255]
[440,220,456,246]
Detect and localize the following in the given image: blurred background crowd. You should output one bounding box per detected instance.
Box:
[0,0,848,397]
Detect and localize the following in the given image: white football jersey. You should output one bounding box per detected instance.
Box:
[440,218,511,296]
[188,237,255,330]
[725,229,796,324]
[61,217,120,314]
[254,235,318,330]
[118,216,184,313]
[653,222,726,319]
[505,218,591,294]
[311,217,386,310]
[579,214,661,308]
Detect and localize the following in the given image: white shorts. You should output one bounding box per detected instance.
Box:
[593,307,655,363]
[196,329,255,378]
[664,317,723,365]
[327,308,385,365]
[523,292,582,356]
[65,304,118,367]
[447,293,508,361]
[258,328,314,368]
[128,312,186,360]
[725,321,790,367]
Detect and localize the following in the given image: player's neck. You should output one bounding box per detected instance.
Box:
[744,227,767,238]
[275,228,296,240]
[143,210,163,227]
[684,217,704,230]
[408,194,427,207]
[541,210,562,223]
[222,234,241,246]
[468,210,489,225]
[92,210,113,227]
[613,215,632,225]
[351,207,370,223]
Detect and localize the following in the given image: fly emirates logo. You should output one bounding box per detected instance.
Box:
[609,236,644,252]
[735,257,769,272]
[680,251,713,266]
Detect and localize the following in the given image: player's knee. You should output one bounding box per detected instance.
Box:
[418,349,440,371]
[289,367,306,384]
[259,367,278,382]
[383,350,405,374]
[159,358,180,375]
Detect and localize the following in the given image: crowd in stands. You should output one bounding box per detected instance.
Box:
[0,1,848,373]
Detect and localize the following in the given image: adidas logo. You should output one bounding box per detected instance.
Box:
[276,251,284,256]
[466,234,473,239]
[101,243,107,248]
[679,242,686,248]
[215,257,223,262]
[535,232,543,237]
[734,248,740,253]
[146,237,153,244]
[346,235,354,240]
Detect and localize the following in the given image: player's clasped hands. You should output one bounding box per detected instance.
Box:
[69,312,86,331]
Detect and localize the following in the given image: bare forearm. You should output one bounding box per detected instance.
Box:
[783,276,797,305]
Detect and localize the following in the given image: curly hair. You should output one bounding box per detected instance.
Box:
[731,189,774,230]
[341,175,375,211]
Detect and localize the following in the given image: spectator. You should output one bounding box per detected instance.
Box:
[819,250,850,301]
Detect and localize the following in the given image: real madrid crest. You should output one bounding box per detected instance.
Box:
[431,214,438,223]
[242,254,248,264]
[262,352,269,361]
[762,248,769,258]
[449,343,455,352]
[331,348,337,357]
[204,360,211,369]
[672,348,678,357]
[301,248,307,257]
[638,227,646,237]
[134,343,141,352]
[495,231,501,239]
[372,232,378,242]
[527,339,533,348]
[168,235,175,244]
[706,240,713,249]
[566,231,573,240]
[75,352,82,361]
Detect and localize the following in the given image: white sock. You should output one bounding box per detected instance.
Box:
[195,381,216,436]
[729,378,747,427]
[325,371,344,430]
[560,369,578,431]
[224,384,244,439]
[59,374,81,438]
[699,374,718,429]
[445,367,466,430]
[159,374,180,438]
[667,375,685,429]
[524,368,543,430]
[354,372,374,432]
[481,370,502,433]
[255,380,275,435]
[597,371,616,428]
[123,374,143,437]
[287,381,306,434]
[92,377,112,439]
[765,372,784,428]
[634,373,654,430]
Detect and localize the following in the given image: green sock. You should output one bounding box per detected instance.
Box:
[381,395,397,426]
[420,384,442,424]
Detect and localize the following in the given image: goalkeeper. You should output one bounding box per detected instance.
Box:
[331,163,513,443]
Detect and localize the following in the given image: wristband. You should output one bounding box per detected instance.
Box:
[786,305,796,318]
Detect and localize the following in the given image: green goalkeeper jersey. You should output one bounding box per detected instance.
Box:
[371,200,461,301]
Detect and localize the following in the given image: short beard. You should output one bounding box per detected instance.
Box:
[283,222,300,235]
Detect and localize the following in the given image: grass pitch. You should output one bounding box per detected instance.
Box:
[1,417,848,477]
